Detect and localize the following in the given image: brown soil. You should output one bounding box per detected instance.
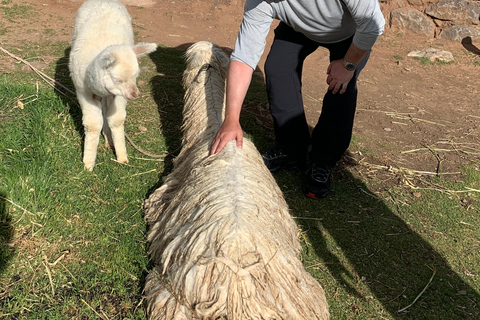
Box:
[2,0,480,191]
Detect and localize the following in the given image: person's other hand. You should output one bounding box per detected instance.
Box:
[326,59,354,94]
[209,118,243,155]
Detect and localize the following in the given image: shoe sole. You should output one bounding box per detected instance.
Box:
[304,191,328,200]
[302,185,329,199]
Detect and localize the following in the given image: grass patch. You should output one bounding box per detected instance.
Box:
[414,57,455,66]
[0,2,33,22]
[0,43,177,318]
[0,40,479,319]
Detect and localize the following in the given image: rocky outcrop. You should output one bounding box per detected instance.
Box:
[390,7,436,36]
[382,0,480,41]
[439,24,480,39]
[425,0,480,25]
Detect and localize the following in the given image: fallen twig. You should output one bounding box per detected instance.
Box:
[121,168,157,179]
[398,268,436,313]
[401,147,454,154]
[42,255,55,296]
[124,133,168,158]
[0,46,75,96]
[359,160,460,176]
[81,299,108,320]
[357,108,446,126]
[292,216,324,221]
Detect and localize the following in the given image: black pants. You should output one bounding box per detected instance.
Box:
[264,22,370,167]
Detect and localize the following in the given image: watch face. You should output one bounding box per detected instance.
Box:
[343,59,356,71]
[345,62,355,71]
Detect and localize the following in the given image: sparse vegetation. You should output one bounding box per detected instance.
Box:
[0,3,33,21]
[413,56,455,65]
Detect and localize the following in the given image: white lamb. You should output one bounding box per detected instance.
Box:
[143,41,330,320]
[69,0,157,171]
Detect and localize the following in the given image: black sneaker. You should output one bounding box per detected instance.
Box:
[262,146,305,173]
[302,163,332,199]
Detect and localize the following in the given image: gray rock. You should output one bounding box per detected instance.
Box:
[439,25,480,40]
[406,0,430,5]
[390,7,436,37]
[425,0,480,25]
[407,47,454,62]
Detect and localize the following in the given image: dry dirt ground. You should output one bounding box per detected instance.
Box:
[2,0,480,191]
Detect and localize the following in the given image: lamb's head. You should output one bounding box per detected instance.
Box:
[88,43,157,100]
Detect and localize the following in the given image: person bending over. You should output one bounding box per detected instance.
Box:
[210,0,385,199]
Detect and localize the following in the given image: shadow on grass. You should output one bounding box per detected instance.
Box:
[53,47,85,153]
[0,191,14,276]
[276,160,480,319]
[148,45,187,179]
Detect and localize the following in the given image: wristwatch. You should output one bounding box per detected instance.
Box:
[342,58,357,72]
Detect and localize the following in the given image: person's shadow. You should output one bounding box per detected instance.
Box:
[145,44,188,194]
[0,191,14,277]
[275,156,480,319]
[461,36,480,56]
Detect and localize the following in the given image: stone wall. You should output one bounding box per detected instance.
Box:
[381,0,480,41]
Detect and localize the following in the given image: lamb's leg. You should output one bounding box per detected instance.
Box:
[101,96,114,150]
[79,93,103,171]
[106,95,128,164]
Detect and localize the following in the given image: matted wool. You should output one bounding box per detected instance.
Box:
[143,41,329,320]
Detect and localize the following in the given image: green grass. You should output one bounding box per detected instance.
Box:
[413,57,455,66]
[0,81,158,319]
[0,2,33,22]
[272,163,480,319]
[1,41,479,319]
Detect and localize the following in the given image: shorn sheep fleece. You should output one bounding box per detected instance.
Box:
[69,0,157,171]
[143,41,330,320]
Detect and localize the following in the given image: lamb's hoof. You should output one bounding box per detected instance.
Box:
[116,157,128,165]
[84,162,95,171]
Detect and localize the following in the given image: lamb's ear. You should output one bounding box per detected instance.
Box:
[133,42,158,58]
[101,53,117,69]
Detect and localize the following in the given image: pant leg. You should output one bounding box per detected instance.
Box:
[264,22,319,160]
[310,36,370,167]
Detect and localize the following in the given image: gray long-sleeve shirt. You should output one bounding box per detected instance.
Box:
[231,0,385,69]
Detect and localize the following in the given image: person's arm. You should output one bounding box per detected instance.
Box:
[209,1,273,155]
[209,60,254,155]
[326,42,369,94]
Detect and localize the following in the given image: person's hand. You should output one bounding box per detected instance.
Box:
[326,59,355,94]
[209,117,243,155]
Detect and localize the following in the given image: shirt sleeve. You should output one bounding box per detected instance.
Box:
[230,0,274,70]
[344,0,385,50]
